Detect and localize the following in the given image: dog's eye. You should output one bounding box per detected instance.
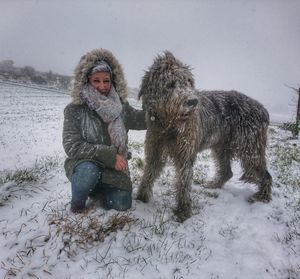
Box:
[187,79,193,87]
[166,81,176,89]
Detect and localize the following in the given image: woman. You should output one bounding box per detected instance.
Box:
[63,48,146,213]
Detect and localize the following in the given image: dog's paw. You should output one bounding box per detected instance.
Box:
[248,191,271,203]
[173,208,191,223]
[136,191,151,203]
[204,180,223,189]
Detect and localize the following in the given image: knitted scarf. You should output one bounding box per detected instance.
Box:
[81,85,128,158]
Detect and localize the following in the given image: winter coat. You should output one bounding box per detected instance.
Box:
[63,48,146,191]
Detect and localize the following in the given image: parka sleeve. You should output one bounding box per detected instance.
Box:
[123,101,147,130]
[63,104,117,168]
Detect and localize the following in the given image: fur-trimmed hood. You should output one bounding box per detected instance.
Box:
[71,48,128,104]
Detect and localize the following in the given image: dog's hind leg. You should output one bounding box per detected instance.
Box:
[137,134,166,203]
[240,154,272,203]
[239,124,272,202]
[207,147,233,188]
[248,169,272,203]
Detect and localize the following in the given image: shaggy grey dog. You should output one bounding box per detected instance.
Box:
[137,51,272,221]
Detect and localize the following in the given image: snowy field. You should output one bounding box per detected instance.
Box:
[0,83,299,279]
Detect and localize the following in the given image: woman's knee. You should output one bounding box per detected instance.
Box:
[71,161,102,199]
[104,187,132,211]
[73,162,102,183]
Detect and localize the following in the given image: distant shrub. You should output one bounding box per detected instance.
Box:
[280,121,300,138]
[0,155,60,185]
[271,142,300,187]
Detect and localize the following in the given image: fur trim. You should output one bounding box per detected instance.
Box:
[71,48,128,104]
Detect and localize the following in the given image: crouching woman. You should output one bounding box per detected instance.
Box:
[63,48,146,213]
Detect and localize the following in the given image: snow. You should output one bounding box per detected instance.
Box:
[0,83,300,279]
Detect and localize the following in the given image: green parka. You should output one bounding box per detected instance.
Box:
[63,48,146,191]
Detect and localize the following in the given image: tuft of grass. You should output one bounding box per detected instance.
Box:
[129,157,145,185]
[149,207,170,236]
[131,157,144,170]
[273,143,300,165]
[270,142,300,187]
[0,154,61,185]
[280,121,300,138]
[281,207,300,245]
[268,126,277,135]
[219,224,239,240]
[193,151,211,185]
[273,203,300,278]
[0,169,38,185]
[128,141,144,150]
[193,164,209,185]
[121,208,210,273]
[0,154,62,206]
[48,210,137,257]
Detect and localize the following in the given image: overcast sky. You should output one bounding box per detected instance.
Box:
[0,0,300,120]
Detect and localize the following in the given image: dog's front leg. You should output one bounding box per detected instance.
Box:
[137,132,165,203]
[174,160,194,222]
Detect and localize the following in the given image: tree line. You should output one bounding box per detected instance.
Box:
[0,60,71,90]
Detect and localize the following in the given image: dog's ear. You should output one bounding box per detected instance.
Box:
[141,95,157,113]
[138,87,144,100]
[138,71,150,99]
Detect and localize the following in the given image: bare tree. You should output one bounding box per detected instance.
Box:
[288,86,300,137]
[295,87,300,137]
[22,66,36,77]
[0,60,14,71]
[296,87,300,125]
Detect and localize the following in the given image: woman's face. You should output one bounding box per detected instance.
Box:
[89,72,112,96]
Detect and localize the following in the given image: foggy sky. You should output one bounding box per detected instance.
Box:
[1,0,300,120]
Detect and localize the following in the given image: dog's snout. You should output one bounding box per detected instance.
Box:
[185,98,198,107]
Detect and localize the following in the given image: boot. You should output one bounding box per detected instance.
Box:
[71,200,86,213]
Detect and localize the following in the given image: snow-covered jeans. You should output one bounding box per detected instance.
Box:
[71,161,132,211]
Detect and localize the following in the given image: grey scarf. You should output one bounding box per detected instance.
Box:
[81,85,128,158]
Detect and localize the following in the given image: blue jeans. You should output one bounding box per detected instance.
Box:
[71,161,132,211]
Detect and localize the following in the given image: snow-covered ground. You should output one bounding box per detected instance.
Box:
[0,83,299,279]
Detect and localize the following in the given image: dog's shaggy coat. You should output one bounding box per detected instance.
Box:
[137,51,272,221]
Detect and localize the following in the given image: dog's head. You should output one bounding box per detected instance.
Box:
[139,51,198,130]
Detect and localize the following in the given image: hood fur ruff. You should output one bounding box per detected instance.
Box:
[71,48,128,104]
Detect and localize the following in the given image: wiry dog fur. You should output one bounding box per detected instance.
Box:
[137,51,272,221]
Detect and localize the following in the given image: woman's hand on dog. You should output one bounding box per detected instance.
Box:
[115,154,128,171]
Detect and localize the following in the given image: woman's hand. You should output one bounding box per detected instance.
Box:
[114,154,128,171]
